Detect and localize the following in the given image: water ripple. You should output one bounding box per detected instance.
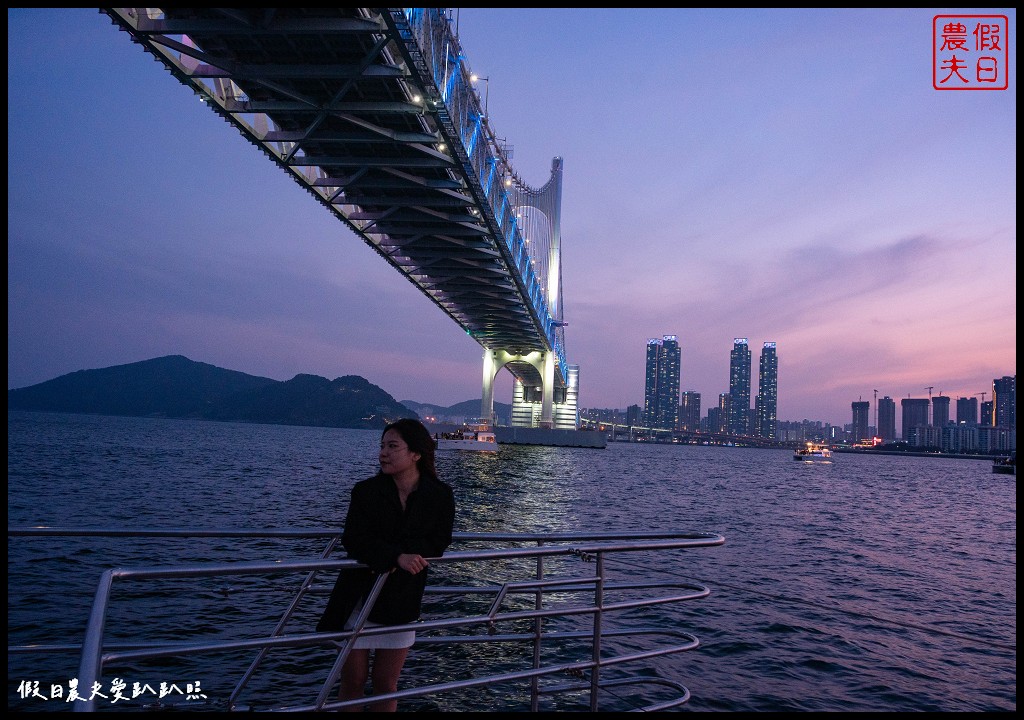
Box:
[7,412,1016,712]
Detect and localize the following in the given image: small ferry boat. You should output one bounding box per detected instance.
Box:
[435,422,499,452]
[992,453,1015,475]
[794,442,833,462]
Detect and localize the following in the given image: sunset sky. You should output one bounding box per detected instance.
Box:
[7,8,1016,425]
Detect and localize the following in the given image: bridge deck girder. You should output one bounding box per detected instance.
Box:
[103,7,567,391]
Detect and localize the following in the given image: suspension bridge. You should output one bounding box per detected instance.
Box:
[102,7,577,430]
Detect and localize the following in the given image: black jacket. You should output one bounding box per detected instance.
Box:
[318,473,455,629]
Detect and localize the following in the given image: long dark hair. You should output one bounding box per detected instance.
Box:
[382,418,439,482]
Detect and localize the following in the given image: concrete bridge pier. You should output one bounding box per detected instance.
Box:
[539,350,555,428]
[480,349,577,430]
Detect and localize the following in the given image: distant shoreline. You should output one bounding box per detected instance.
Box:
[831,447,1006,461]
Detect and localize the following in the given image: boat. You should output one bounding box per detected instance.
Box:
[435,422,499,452]
[794,442,833,462]
[992,453,1015,475]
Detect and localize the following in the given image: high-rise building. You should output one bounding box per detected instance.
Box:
[626,404,642,427]
[992,376,1015,429]
[717,393,733,434]
[679,391,701,432]
[878,396,897,440]
[851,401,870,441]
[956,396,978,425]
[981,400,994,426]
[643,336,680,431]
[706,406,721,434]
[755,342,778,439]
[901,398,931,444]
[728,338,751,435]
[931,395,950,427]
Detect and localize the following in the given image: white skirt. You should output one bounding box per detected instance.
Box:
[343,600,416,650]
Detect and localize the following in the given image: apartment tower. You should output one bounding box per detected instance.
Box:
[956,396,978,425]
[931,395,950,428]
[729,338,751,435]
[755,342,778,439]
[643,335,681,431]
[992,376,1016,429]
[901,398,931,444]
[851,401,870,441]
[679,391,701,433]
[878,396,897,441]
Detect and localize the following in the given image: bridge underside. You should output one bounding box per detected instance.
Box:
[104,7,558,392]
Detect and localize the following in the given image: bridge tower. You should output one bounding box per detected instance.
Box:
[480,158,575,430]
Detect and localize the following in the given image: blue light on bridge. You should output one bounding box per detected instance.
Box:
[465,116,482,155]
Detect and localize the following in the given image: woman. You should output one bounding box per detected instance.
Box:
[318,418,455,712]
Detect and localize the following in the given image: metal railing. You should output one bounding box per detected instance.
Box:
[8,528,724,712]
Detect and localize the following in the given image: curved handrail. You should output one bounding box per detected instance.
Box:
[9,527,724,712]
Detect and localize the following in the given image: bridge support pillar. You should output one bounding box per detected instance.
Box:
[481,350,497,426]
[539,351,555,428]
[481,349,577,430]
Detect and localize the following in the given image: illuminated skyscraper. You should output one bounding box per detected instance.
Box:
[717,393,733,434]
[755,342,778,439]
[679,391,701,432]
[992,375,1015,429]
[643,335,680,431]
[729,338,751,435]
[981,400,994,426]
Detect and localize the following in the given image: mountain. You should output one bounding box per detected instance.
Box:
[402,398,511,425]
[204,373,413,428]
[7,355,417,429]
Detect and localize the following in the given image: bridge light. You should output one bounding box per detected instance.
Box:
[411,94,422,104]
[470,74,490,115]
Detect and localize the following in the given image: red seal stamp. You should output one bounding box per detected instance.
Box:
[933,15,1009,90]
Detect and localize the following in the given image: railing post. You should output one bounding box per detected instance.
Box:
[530,541,544,712]
[314,572,389,711]
[229,536,342,708]
[74,569,115,713]
[591,551,605,712]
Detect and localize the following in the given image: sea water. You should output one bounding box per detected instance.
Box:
[7,411,1016,711]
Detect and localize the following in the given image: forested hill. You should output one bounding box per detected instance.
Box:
[7,355,417,429]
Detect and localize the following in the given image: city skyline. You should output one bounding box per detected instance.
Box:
[589,372,1013,450]
[623,335,1011,439]
[7,9,1017,426]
